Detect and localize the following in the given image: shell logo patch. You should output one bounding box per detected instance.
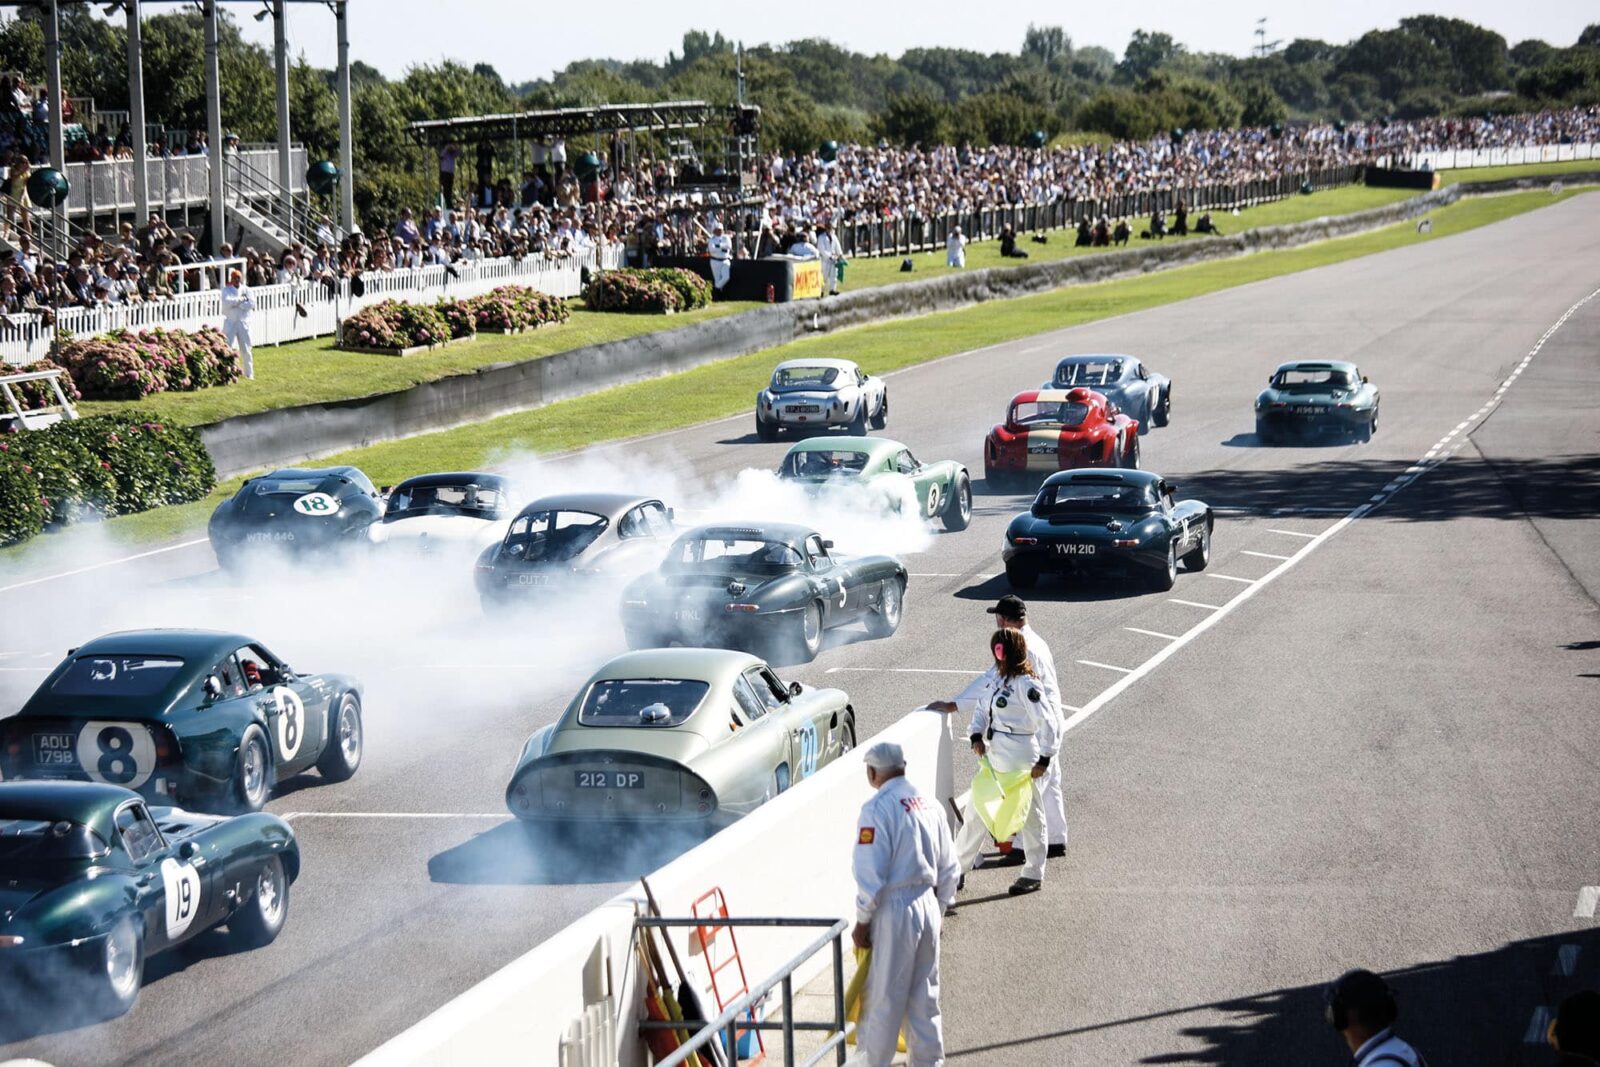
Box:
[857,827,876,845]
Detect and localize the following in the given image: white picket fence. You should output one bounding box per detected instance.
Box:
[0,246,622,366]
[1399,142,1598,171]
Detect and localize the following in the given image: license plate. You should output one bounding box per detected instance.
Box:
[34,733,78,767]
[1054,543,1096,556]
[517,573,551,586]
[246,531,295,543]
[1292,406,1320,415]
[1028,444,1055,454]
[674,608,702,623]
[788,405,820,414]
[574,770,644,789]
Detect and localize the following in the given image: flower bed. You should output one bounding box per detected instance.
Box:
[339,300,456,354]
[584,268,713,314]
[467,286,572,332]
[0,411,215,545]
[49,326,241,401]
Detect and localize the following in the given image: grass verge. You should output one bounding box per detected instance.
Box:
[56,185,1581,556]
[1441,159,1600,186]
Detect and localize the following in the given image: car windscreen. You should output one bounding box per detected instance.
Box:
[386,482,507,520]
[1037,481,1157,512]
[251,477,329,496]
[772,366,840,391]
[1013,401,1090,428]
[1273,369,1355,391]
[1054,361,1122,386]
[238,476,342,516]
[501,510,607,563]
[0,818,109,862]
[49,655,186,697]
[577,679,710,727]
[668,535,804,571]
[783,450,869,478]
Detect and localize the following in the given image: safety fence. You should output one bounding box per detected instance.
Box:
[1398,142,1597,172]
[61,147,308,225]
[827,164,1364,258]
[0,245,621,366]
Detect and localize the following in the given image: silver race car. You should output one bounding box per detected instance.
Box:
[756,358,888,440]
[1043,354,1171,434]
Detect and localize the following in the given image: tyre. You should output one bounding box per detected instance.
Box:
[794,603,824,663]
[941,474,973,531]
[849,404,868,435]
[87,916,143,1020]
[1370,407,1379,436]
[864,578,904,638]
[1005,561,1039,590]
[1153,387,1171,427]
[838,716,856,755]
[1255,420,1275,446]
[1123,433,1140,469]
[316,693,363,782]
[1180,519,1212,572]
[869,390,888,429]
[1356,418,1371,443]
[228,855,289,950]
[1148,540,1178,592]
[756,414,778,442]
[231,726,272,814]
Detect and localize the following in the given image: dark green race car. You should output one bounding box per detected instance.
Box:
[0,781,298,1020]
[775,436,973,531]
[0,630,364,814]
[1255,360,1380,443]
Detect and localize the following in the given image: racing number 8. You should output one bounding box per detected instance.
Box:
[283,699,299,751]
[97,726,138,784]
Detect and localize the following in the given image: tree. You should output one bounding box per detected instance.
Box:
[874,92,949,146]
[1023,25,1071,67]
[1234,80,1287,127]
[1509,40,1558,73]
[1398,16,1508,94]
[950,91,1053,146]
[1075,87,1165,140]
[1069,46,1115,83]
[1579,25,1600,49]
[1118,31,1183,83]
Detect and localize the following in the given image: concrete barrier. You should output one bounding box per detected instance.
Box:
[354,708,954,1067]
[203,177,1575,479]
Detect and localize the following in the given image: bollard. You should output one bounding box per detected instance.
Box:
[766,284,775,304]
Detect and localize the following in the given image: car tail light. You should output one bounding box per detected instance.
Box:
[0,936,25,948]
[1112,538,1138,547]
[1011,536,1038,545]
[1270,402,1287,409]
[725,603,759,613]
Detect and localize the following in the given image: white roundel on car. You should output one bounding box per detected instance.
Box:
[292,492,340,516]
[160,856,203,939]
[75,721,157,789]
[273,686,306,761]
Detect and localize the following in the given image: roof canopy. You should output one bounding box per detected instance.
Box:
[407,100,759,147]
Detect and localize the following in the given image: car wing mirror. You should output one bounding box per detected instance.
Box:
[789,681,803,697]
[822,539,834,549]
[202,675,223,702]
[666,507,676,522]
[1362,375,1369,383]
[178,840,199,859]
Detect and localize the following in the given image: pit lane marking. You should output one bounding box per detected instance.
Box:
[1168,599,1223,610]
[1076,660,1134,674]
[1576,886,1600,919]
[1123,627,1181,641]
[1206,574,1258,584]
[0,537,211,594]
[1265,529,1320,539]
[1240,550,1293,561]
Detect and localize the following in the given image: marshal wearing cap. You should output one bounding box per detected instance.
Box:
[986,594,1027,620]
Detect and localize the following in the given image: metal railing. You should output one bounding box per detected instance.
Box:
[0,366,79,428]
[638,916,852,1067]
[0,188,91,260]
[225,150,316,249]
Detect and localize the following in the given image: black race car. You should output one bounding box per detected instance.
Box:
[1003,469,1212,592]
[208,466,384,570]
[621,523,908,664]
[1255,360,1379,443]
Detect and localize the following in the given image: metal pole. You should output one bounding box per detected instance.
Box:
[335,0,355,233]
[44,0,64,172]
[126,0,149,224]
[273,0,292,230]
[203,0,225,252]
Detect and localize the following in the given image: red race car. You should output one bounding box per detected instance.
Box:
[984,387,1140,489]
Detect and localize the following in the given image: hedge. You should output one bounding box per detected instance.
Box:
[467,285,572,331]
[49,326,241,401]
[584,268,713,313]
[0,411,216,546]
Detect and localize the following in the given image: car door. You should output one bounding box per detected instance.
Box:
[731,673,791,792]
[894,448,937,518]
[604,502,673,576]
[114,800,209,953]
[753,666,831,782]
[235,644,324,777]
[1159,482,1191,551]
[803,534,854,622]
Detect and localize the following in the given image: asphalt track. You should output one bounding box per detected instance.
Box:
[2,189,1597,1065]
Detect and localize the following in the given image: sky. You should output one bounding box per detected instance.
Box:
[236,0,1594,82]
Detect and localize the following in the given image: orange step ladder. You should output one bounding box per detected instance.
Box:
[691,887,765,1065]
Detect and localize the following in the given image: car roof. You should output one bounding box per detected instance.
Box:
[71,629,255,660]
[679,522,818,546]
[0,780,138,841]
[257,466,367,482]
[391,471,510,492]
[569,648,765,739]
[785,435,899,459]
[1054,353,1134,366]
[1042,468,1162,488]
[513,493,658,522]
[1274,360,1358,373]
[773,358,858,372]
[1012,388,1107,405]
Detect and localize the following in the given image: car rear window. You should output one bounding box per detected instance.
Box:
[1013,401,1090,427]
[773,366,840,389]
[502,510,607,562]
[1038,481,1157,511]
[0,818,109,861]
[1054,361,1122,386]
[50,655,186,697]
[783,450,869,478]
[253,478,326,495]
[578,679,710,727]
[669,535,803,569]
[1274,368,1355,389]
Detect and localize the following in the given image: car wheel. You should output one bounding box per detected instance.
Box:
[942,474,973,531]
[1356,418,1371,443]
[1255,420,1275,446]
[1153,387,1171,427]
[869,390,888,429]
[838,717,856,755]
[1123,433,1140,469]
[232,726,272,813]
[316,693,363,782]
[88,916,143,1020]
[1181,519,1212,572]
[865,578,904,638]
[756,414,777,442]
[1370,407,1379,436]
[795,603,824,662]
[1005,561,1039,590]
[1149,540,1178,592]
[228,855,289,950]
[849,404,868,435]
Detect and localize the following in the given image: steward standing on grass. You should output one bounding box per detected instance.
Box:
[945,226,966,268]
[852,741,958,1067]
[221,268,254,380]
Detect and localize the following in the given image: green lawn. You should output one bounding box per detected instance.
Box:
[1441,159,1600,186]
[65,185,1583,554]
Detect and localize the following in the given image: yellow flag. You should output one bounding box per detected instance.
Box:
[843,947,908,1053]
[969,758,1033,841]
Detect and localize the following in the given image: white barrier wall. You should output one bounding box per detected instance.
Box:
[355,708,954,1067]
[1406,142,1598,170]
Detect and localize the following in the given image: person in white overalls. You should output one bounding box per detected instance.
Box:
[220,268,255,380]
[706,221,732,292]
[936,627,1059,895]
[945,226,966,268]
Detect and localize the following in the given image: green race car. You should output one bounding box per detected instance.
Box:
[506,648,855,830]
[0,781,298,1020]
[0,630,364,814]
[775,436,973,531]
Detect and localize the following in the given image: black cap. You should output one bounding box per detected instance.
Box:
[1555,990,1600,1056]
[986,595,1026,620]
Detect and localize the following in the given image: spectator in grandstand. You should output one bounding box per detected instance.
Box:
[393,208,421,246]
[438,141,463,206]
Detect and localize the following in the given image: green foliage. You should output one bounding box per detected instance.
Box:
[0,452,47,546]
[3,426,116,526]
[50,412,215,516]
[1235,80,1289,126]
[1118,31,1185,83]
[585,268,712,313]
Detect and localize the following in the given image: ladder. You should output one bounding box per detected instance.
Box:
[691,887,765,1064]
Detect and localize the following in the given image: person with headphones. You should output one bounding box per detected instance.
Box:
[1325,969,1427,1066]
[1551,990,1600,1065]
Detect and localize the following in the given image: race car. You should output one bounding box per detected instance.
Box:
[0,630,364,814]
[1255,360,1380,443]
[755,358,888,440]
[474,493,676,613]
[621,523,908,664]
[505,648,855,829]
[0,781,298,1019]
[368,471,519,557]
[775,436,972,531]
[984,387,1140,490]
[1043,354,1171,433]
[208,465,384,569]
[1002,469,1212,592]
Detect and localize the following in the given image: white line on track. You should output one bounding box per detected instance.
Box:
[1168,598,1222,611]
[824,666,982,675]
[1123,627,1181,641]
[0,537,210,594]
[1207,573,1257,584]
[1576,886,1600,919]
[281,812,509,822]
[1076,660,1134,674]
[1265,529,1320,539]
[1240,550,1293,561]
